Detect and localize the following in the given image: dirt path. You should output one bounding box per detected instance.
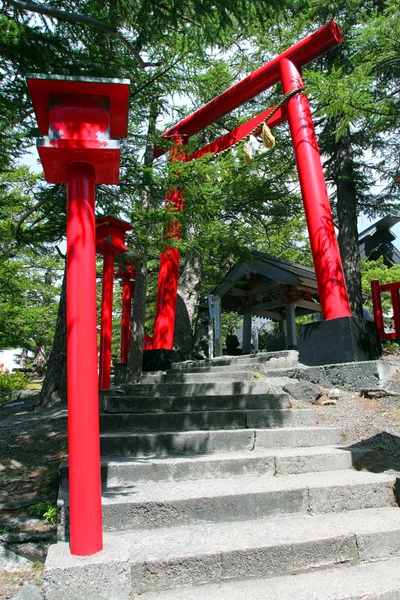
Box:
[0,396,67,599]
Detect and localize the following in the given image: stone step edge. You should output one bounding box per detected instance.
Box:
[134,557,400,600]
[99,427,343,458]
[170,350,298,370]
[99,408,315,429]
[55,471,397,553]
[164,363,297,375]
[102,393,291,413]
[44,509,400,600]
[58,445,372,488]
[122,380,292,395]
[59,469,396,507]
[100,425,340,438]
[126,506,400,593]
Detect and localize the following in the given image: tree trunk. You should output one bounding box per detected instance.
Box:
[126,107,157,382]
[39,265,67,407]
[32,344,47,377]
[174,248,202,355]
[192,302,211,359]
[334,129,363,318]
[126,245,148,382]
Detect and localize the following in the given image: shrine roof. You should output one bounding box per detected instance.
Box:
[213,251,320,319]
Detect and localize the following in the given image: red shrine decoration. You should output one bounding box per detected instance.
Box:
[371,280,400,341]
[116,262,136,364]
[152,22,351,350]
[27,74,130,557]
[96,217,133,389]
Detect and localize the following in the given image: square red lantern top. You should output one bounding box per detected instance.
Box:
[27,74,130,184]
[96,216,133,255]
[27,74,130,138]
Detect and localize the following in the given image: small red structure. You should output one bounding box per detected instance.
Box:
[371,279,400,340]
[27,74,130,556]
[153,22,352,350]
[116,262,136,364]
[143,334,153,350]
[96,217,133,389]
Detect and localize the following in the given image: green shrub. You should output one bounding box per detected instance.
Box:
[0,371,28,401]
[28,500,57,525]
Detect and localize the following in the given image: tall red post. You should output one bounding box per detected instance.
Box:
[27,74,130,556]
[153,138,186,349]
[116,263,136,363]
[99,248,115,389]
[66,162,102,556]
[96,217,133,389]
[279,57,351,320]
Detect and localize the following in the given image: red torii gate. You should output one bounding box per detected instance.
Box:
[152,21,352,351]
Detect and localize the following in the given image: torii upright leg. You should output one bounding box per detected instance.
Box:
[153,138,186,349]
[279,57,351,321]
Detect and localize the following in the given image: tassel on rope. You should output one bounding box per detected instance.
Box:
[244,140,254,165]
[262,123,275,149]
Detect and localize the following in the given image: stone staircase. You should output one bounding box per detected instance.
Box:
[44,351,400,599]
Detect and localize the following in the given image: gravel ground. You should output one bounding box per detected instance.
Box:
[1,356,400,599]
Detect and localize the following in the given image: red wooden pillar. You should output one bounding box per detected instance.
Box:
[66,162,101,556]
[27,74,130,556]
[279,58,351,321]
[116,264,136,364]
[96,217,133,389]
[153,137,186,349]
[371,280,385,339]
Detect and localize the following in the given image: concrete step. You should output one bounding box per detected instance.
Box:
[170,350,299,371]
[162,370,267,383]
[100,407,316,433]
[167,360,298,377]
[45,507,400,599]
[102,393,292,414]
[127,506,400,594]
[59,446,372,489]
[100,426,342,457]
[59,470,396,535]
[99,470,397,531]
[123,379,294,398]
[136,557,400,600]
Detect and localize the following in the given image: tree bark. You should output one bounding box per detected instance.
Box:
[334,129,363,318]
[126,107,157,382]
[174,248,202,355]
[39,265,67,407]
[32,344,48,377]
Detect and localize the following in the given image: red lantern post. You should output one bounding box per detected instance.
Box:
[96,217,133,389]
[27,74,130,556]
[116,263,136,364]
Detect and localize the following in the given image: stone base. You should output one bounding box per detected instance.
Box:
[113,362,127,386]
[299,316,382,366]
[142,349,190,372]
